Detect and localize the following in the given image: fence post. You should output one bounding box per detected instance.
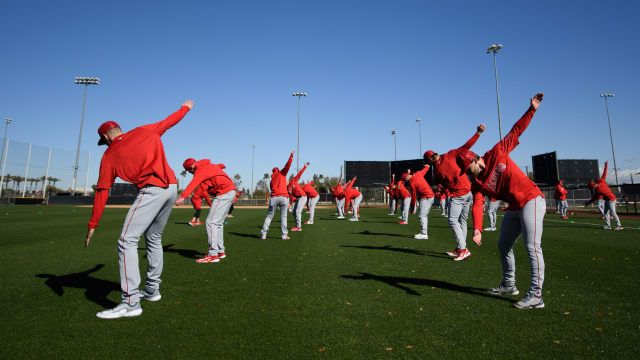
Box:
[22,143,32,197]
[42,147,52,196]
[0,139,9,197]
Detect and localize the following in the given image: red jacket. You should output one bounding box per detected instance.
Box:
[554,184,567,200]
[409,165,435,199]
[180,159,235,200]
[303,181,319,197]
[191,183,212,210]
[471,107,543,231]
[344,178,361,203]
[289,165,309,198]
[433,131,480,197]
[586,163,616,202]
[396,180,411,199]
[88,106,190,229]
[331,183,345,199]
[270,154,294,197]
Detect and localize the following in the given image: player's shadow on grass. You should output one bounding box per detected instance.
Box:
[340,272,511,302]
[229,232,260,239]
[341,244,451,259]
[36,264,120,308]
[354,230,408,238]
[174,221,191,225]
[136,244,204,259]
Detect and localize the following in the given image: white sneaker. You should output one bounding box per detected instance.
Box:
[414,233,429,240]
[614,226,624,231]
[337,216,345,219]
[96,302,142,319]
[603,226,612,230]
[348,218,359,222]
[260,234,266,240]
[141,289,161,302]
[484,227,493,231]
[513,295,545,309]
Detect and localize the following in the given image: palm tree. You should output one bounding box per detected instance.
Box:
[39,175,47,193]
[14,175,25,193]
[27,177,36,194]
[2,173,11,192]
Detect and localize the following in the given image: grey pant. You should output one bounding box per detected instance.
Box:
[555,199,561,213]
[560,200,568,217]
[596,199,605,216]
[487,200,501,228]
[351,194,363,220]
[401,197,411,222]
[118,184,177,304]
[418,197,435,235]
[447,192,472,249]
[498,196,545,298]
[336,198,345,217]
[307,195,319,222]
[293,196,308,228]
[389,197,396,214]
[439,198,447,214]
[604,200,622,227]
[262,196,290,238]
[205,190,235,256]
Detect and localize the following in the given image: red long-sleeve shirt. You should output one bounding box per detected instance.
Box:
[554,184,567,200]
[409,165,435,199]
[471,107,543,232]
[180,159,235,200]
[270,154,294,197]
[191,183,212,210]
[396,180,411,199]
[88,106,190,229]
[433,131,481,197]
[344,178,361,205]
[290,165,309,197]
[586,163,616,203]
[303,181,319,197]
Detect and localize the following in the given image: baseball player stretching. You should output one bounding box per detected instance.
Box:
[424,123,486,261]
[189,183,212,226]
[85,100,193,319]
[460,93,546,309]
[344,177,362,221]
[585,161,623,230]
[289,162,310,231]
[485,196,501,231]
[331,178,346,219]
[554,180,568,219]
[177,158,236,263]
[303,181,320,224]
[405,164,435,239]
[396,175,412,224]
[387,175,397,215]
[261,151,295,240]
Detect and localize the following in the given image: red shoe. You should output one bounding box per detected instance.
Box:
[304,221,313,224]
[195,220,203,225]
[446,248,460,257]
[453,248,471,261]
[196,255,219,263]
[398,221,408,225]
[282,236,290,240]
[562,216,568,219]
[188,220,197,227]
[218,252,226,259]
[226,214,234,218]
[290,227,302,231]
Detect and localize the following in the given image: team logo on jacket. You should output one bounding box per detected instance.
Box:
[487,163,507,192]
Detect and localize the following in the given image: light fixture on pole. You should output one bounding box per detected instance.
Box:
[0,118,15,197]
[487,44,503,140]
[416,118,422,157]
[249,144,256,197]
[600,93,619,187]
[391,130,397,161]
[292,92,307,172]
[72,76,99,195]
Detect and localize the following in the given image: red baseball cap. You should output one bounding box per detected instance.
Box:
[423,150,435,161]
[97,121,120,145]
[456,150,477,175]
[183,158,196,170]
[588,181,595,188]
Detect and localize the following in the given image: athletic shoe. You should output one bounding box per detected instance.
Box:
[414,233,429,240]
[453,248,471,261]
[141,289,161,302]
[484,227,494,231]
[218,252,226,259]
[348,211,353,214]
[96,302,142,319]
[398,216,403,219]
[305,221,313,224]
[282,236,290,240]
[260,234,266,240]
[600,216,606,220]
[488,284,519,296]
[195,220,203,226]
[337,216,345,219]
[562,216,568,219]
[398,221,408,225]
[615,226,624,231]
[388,213,395,216]
[446,249,459,257]
[290,227,302,231]
[513,295,545,309]
[348,218,359,222]
[196,255,219,263]
[603,226,612,230]
[188,220,197,227]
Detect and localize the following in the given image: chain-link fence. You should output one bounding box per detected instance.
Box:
[0,139,91,198]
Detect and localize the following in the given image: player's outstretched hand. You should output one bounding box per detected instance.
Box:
[472,229,482,246]
[305,162,310,167]
[85,228,95,247]
[477,123,486,133]
[530,93,543,110]
[175,198,185,206]
[182,100,194,109]
[290,150,295,156]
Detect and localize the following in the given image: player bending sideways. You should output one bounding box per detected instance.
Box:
[289,162,310,231]
[303,181,320,224]
[189,183,212,226]
[459,93,546,310]
[261,151,295,240]
[585,161,623,230]
[396,174,412,225]
[343,177,362,221]
[85,100,193,319]
[177,158,236,263]
[405,164,435,239]
[424,122,486,261]
[554,180,568,219]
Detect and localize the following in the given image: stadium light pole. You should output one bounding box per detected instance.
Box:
[249,144,256,197]
[391,130,397,161]
[292,92,307,172]
[0,118,14,197]
[72,77,99,195]
[600,93,619,187]
[487,44,503,140]
[416,118,422,157]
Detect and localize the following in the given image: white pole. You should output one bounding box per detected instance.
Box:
[0,139,9,197]
[42,147,52,196]
[22,143,32,197]
[84,151,91,195]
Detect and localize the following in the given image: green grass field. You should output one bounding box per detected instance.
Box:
[1,205,638,359]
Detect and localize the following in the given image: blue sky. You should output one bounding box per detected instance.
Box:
[1,0,639,191]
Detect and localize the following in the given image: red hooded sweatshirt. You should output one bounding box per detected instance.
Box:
[270,154,294,197]
[303,181,319,197]
[586,162,616,203]
[180,159,235,200]
[290,164,309,198]
[433,131,480,198]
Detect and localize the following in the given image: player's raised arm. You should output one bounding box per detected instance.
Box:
[500,93,543,154]
[145,100,194,135]
[459,123,485,151]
